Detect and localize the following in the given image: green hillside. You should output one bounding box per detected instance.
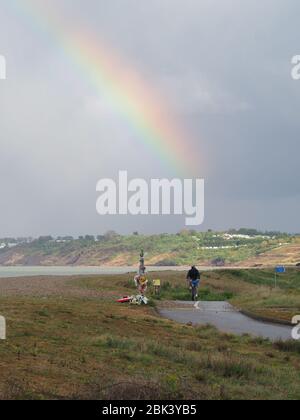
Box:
[0,229,296,267]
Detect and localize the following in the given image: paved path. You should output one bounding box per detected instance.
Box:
[159,301,292,341]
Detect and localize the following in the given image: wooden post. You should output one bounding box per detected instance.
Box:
[153,279,161,296]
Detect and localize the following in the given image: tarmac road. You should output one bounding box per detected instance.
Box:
[159,301,292,341]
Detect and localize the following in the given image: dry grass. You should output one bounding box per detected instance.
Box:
[0,277,298,399]
[0,271,299,399]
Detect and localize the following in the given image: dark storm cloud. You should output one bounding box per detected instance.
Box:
[0,0,299,235]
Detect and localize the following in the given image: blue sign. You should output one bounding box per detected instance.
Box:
[275,266,286,274]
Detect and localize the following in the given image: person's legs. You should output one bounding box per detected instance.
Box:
[193,280,200,298]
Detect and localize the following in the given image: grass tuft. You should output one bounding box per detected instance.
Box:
[274,339,300,354]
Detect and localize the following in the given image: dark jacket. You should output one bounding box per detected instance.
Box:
[187,267,200,281]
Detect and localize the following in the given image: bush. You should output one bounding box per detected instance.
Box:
[274,340,300,354]
[203,355,265,379]
[155,259,178,267]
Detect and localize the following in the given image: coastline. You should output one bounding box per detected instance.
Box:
[0,264,288,279]
[0,265,191,278]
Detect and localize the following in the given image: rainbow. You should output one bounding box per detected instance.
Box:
[9,0,198,176]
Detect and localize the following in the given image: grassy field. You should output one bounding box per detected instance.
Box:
[0,270,299,400]
[74,269,300,323]
[205,269,300,323]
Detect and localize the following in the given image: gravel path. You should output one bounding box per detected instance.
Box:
[0,276,111,298]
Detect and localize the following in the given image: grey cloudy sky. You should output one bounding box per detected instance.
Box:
[0,0,300,236]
